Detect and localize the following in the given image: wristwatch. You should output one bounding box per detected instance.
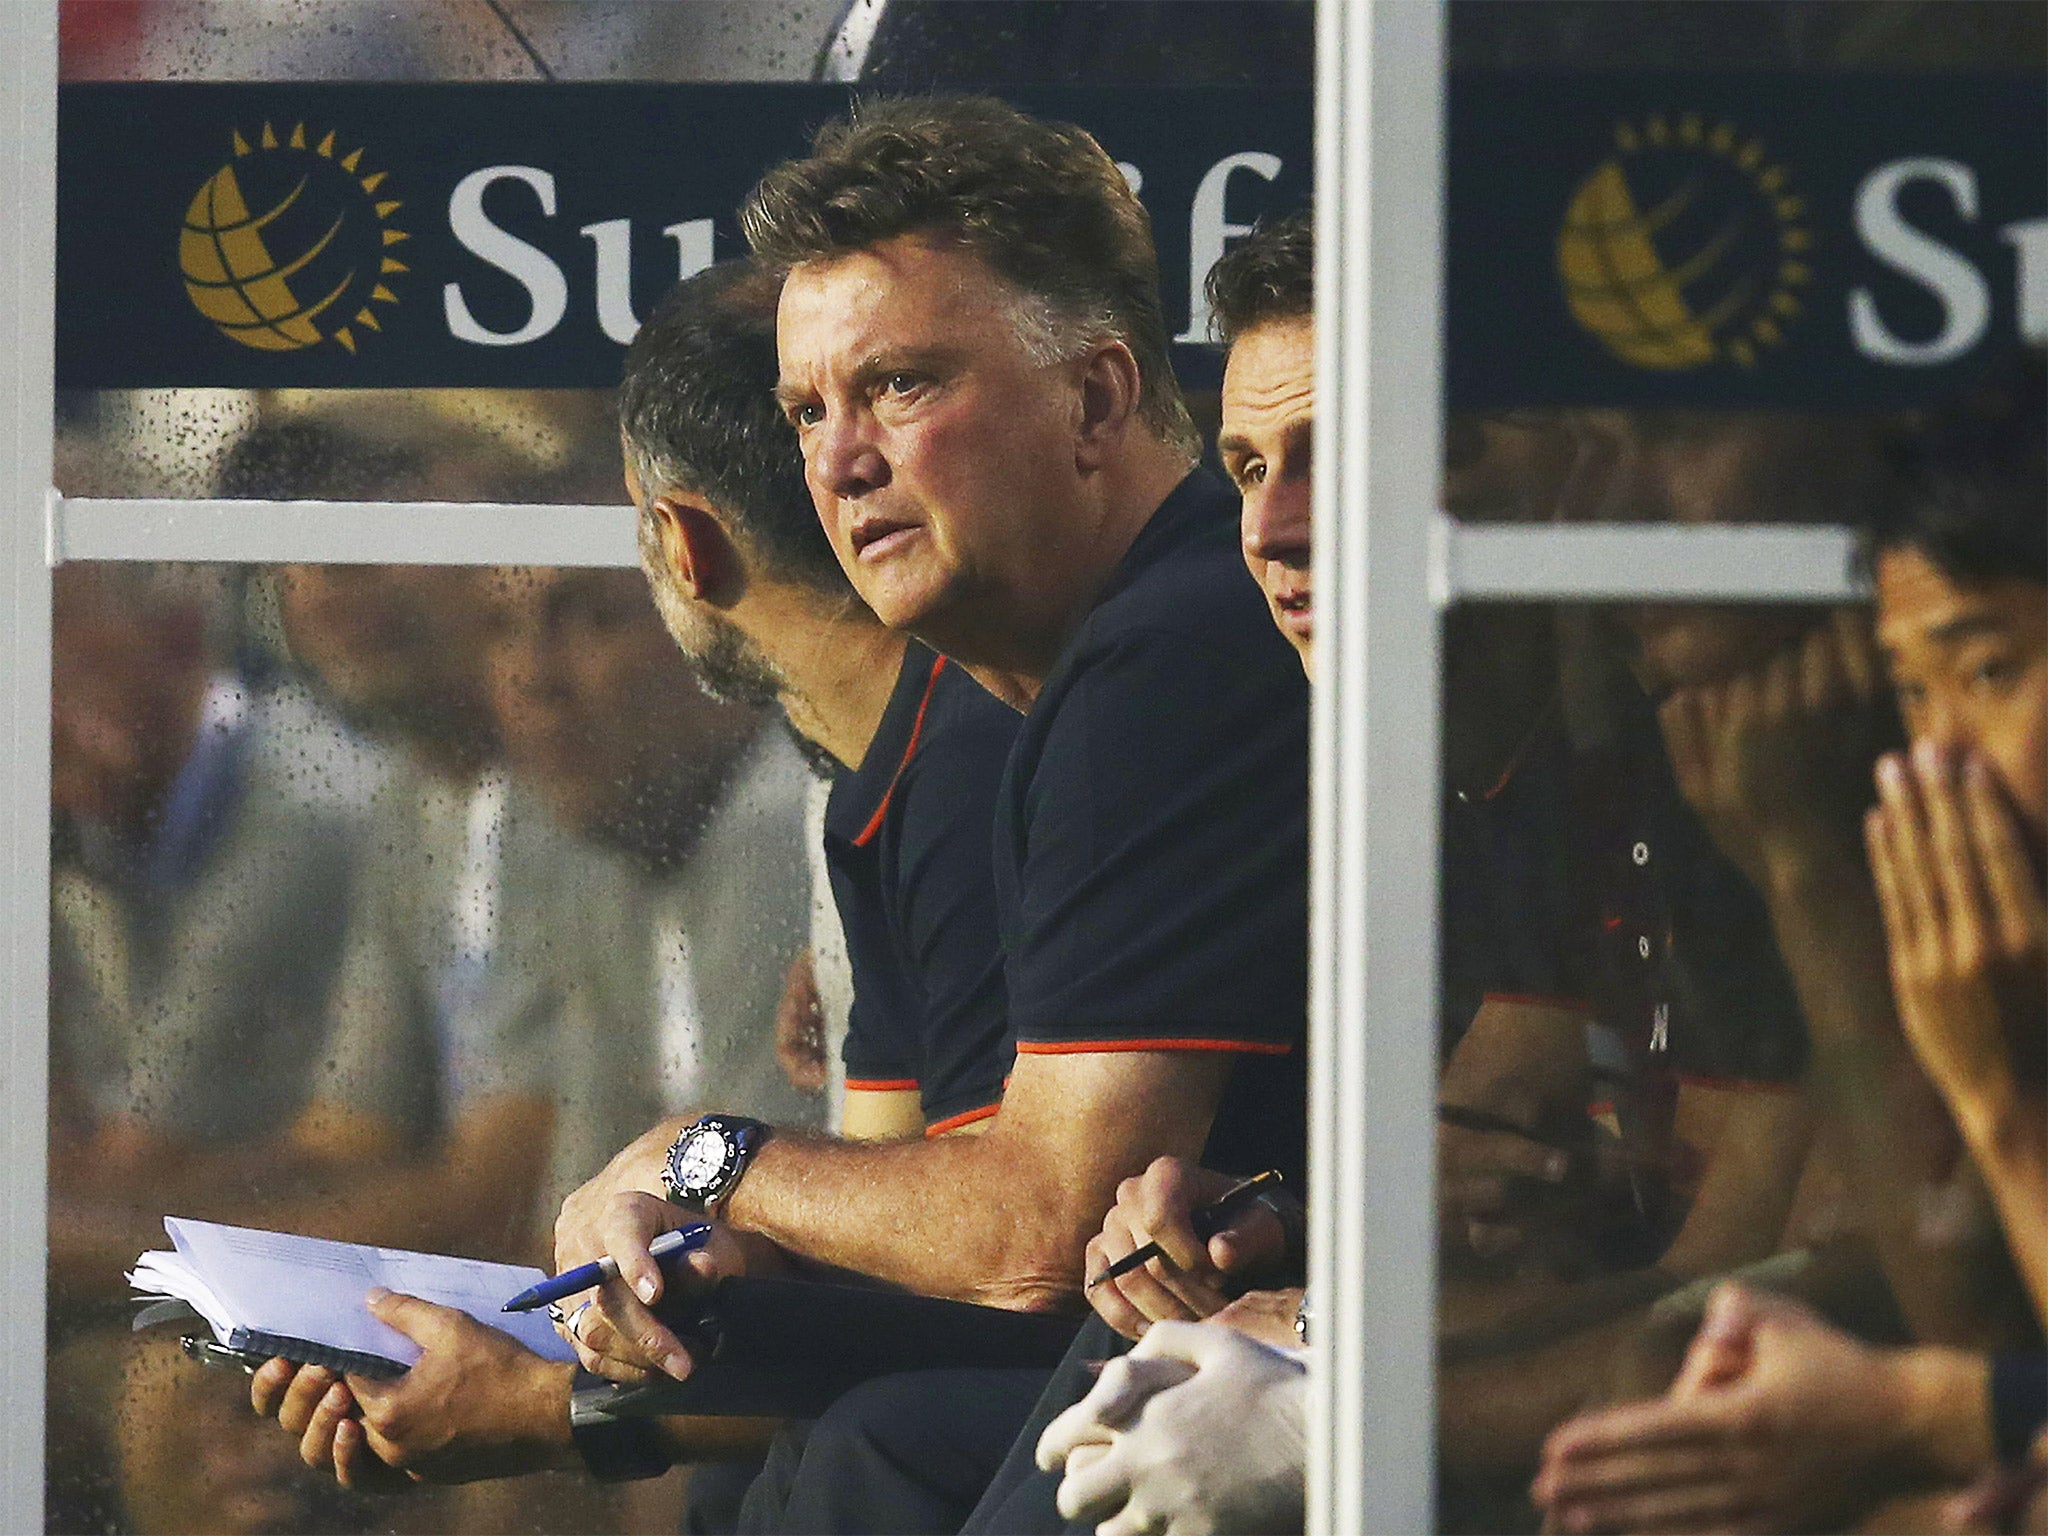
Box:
[660,1114,773,1217]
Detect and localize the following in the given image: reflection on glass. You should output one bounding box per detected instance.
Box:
[56,387,627,505]
[1435,360,2047,1535]
[49,558,822,1533]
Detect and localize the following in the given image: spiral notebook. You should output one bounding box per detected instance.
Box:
[128,1216,577,1378]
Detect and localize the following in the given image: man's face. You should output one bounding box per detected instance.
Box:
[50,569,210,832]
[482,567,757,842]
[776,235,1091,655]
[1561,411,1878,691]
[278,564,498,747]
[1218,315,1314,678]
[1442,411,1580,524]
[1875,545,2048,844]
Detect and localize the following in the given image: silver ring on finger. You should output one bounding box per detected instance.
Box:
[567,1300,596,1341]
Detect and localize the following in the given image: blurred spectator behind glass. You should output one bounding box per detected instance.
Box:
[477,563,821,1235]
[209,395,816,1265]
[47,563,363,1536]
[100,396,814,1535]
[1533,355,2048,1536]
[49,563,357,1275]
[1562,405,2036,1353]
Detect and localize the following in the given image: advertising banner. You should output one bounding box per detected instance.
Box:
[56,82,1311,391]
[56,75,2041,405]
[1448,71,2045,408]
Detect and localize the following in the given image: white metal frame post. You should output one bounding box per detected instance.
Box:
[1308,6,1867,1532]
[2,4,58,1530]
[1310,1,1446,1530]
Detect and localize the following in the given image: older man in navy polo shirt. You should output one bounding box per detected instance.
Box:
[555,97,1310,1533]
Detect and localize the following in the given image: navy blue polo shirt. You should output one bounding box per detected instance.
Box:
[993,468,1311,1189]
[1569,672,1810,1090]
[824,641,1020,1135]
[1440,698,1592,1055]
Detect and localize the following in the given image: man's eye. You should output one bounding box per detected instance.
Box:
[790,402,824,428]
[1967,657,2016,692]
[882,373,921,396]
[1244,461,1268,486]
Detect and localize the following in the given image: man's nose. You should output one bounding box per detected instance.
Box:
[1914,695,1970,756]
[810,410,889,502]
[501,634,567,702]
[1242,479,1312,565]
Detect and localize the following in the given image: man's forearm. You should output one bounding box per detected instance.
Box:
[1958,1094,2048,1325]
[643,1053,1232,1310]
[723,1128,1103,1310]
[1889,1344,1996,1483]
[1441,1299,1682,1471]
[1761,851,2001,1341]
[1439,1266,1695,1366]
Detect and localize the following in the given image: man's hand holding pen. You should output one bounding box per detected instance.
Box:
[1436,1098,1580,1266]
[1083,1157,1299,1345]
[548,1197,764,1384]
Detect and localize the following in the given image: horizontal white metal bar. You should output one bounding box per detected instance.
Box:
[52,497,641,567]
[1434,516,1868,606]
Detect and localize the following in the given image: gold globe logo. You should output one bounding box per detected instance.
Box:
[1558,115,1812,370]
[179,123,409,354]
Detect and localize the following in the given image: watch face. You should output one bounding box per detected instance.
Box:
[672,1131,729,1193]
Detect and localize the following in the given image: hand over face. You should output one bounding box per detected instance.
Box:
[1534,1282,1923,1534]
[1868,743,2048,1128]
[1437,1112,1580,1268]
[1084,1156,1290,1343]
[1658,609,1888,889]
[249,1292,576,1489]
[1037,1320,1306,1536]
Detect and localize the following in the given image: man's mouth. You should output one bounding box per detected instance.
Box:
[850,515,921,561]
[1272,587,1313,634]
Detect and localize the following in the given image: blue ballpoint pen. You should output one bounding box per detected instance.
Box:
[501,1223,713,1313]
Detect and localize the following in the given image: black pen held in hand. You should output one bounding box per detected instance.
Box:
[1084,1169,1284,1290]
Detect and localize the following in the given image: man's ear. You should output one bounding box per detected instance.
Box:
[1073,339,1144,471]
[648,496,745,607]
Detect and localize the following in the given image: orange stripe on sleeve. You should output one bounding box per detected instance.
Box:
[1671,1073,1802,1094]
[844,1077,920,1093]
[1482,992,1596,1014]
[924,1103,1001,1138]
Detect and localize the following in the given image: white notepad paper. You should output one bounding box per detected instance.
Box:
[129,1216,577,1373]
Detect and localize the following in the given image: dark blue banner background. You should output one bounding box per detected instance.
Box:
[1447,71,2044,409]
[57,76,2042,406]
[57,83,1311,391]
